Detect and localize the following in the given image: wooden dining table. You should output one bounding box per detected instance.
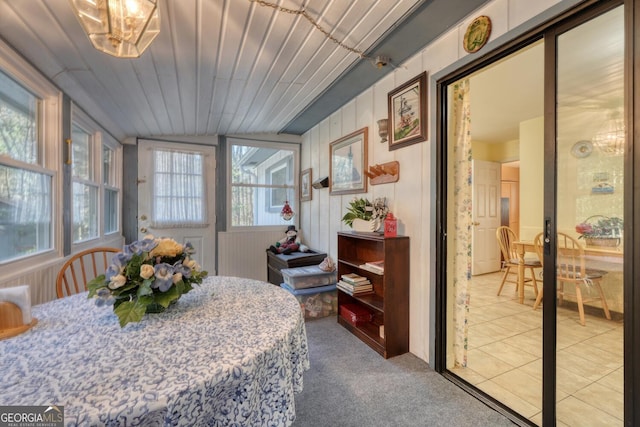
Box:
[0,276,310,426]
[512,240,623,304]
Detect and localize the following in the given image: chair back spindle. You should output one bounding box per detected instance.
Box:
[56,247,120,298]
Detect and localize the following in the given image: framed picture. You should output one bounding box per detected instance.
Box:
[329,127,368,195]
[388,71,427,150]
[300,168,312,201]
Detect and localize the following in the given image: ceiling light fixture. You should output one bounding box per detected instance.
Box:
[69,0,161,58]
[250,0,390,69]
[592,110,625,156]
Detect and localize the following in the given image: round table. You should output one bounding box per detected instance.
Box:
[0,276,309,426]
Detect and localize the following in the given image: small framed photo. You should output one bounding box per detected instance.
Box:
[388,72,427,150]
[329,127,368,195]
[300,168,312,202]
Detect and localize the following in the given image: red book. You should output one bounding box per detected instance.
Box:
[340,303,372,326]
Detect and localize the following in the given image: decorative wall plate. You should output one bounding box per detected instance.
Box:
[463,15,492,53]
[571,140,593,158]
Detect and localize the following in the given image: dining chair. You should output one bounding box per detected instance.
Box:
[495,226,540,299]
[56,247,120,298]
[556,232,611,326]
[532,232,545,310]
[533,232,611,326]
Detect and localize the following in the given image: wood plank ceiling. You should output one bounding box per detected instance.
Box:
[0,0,425,140]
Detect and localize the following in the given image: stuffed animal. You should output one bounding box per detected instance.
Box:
[269,225,303,255]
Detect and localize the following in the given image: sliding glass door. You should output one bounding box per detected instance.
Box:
[440,1,627,425]
[547,4,624,425]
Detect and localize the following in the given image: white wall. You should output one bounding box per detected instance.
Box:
[298,0,582,364]
[519,116,545,241]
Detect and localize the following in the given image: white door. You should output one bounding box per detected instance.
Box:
[137,139,216,275]
[472,159,501,275]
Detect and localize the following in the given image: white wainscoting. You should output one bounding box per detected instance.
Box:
[218,230,284,281]
[0,236,125,305]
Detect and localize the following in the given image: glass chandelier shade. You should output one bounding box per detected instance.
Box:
[592,111,625,156]
[69,0,160,58]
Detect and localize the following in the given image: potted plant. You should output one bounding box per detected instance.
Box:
[342,197,389,232]
[575,215,623,248]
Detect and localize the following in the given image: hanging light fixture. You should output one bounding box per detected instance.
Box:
[69,0,161,58]
[592,110,625,156]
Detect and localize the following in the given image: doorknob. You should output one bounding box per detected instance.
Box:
[472,221,480,226]
[140,227,148,233]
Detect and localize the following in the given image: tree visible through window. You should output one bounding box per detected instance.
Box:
[230,141,297,227]
[72,124,98,242]
[0,70,52,262]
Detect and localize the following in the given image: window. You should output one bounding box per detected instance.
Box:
[71,107,122,245]
[103,144,119,234]
[266,159,292,212]
[0,69,53,263]
[151,149,205,227]
[71,124,98,242]
[229,140,298,227]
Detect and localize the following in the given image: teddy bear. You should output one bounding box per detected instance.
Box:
[269,225,306,255]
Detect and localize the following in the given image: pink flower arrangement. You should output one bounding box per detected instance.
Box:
[575,216,623,239]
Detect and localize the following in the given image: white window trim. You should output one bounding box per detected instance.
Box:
[103,133,122,237]
[0,39,62,275]
[227,137,299,231]
[71,104,123,249]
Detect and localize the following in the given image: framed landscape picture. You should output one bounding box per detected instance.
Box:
[388,71,427,150]
[300,168,312,201]
[329,127,368,195]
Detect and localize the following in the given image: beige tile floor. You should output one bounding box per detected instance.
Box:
[450,271,623,426]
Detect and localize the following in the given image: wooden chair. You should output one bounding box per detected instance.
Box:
[533,232,611,326]
[56,247,120,298]
[495,226,540,299]
[532,232,545,310]
[555,232,611,326]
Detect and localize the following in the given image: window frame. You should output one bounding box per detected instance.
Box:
[149,146,207,228]
[102,137,121,236]
[265,157,293,213]
[227,138,299,231]
[71,118,99,243]
[70,105,122,250]
[0,39,62,271]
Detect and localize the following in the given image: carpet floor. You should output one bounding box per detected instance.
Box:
[292,316,515,427]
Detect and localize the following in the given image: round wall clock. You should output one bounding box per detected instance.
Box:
[463,15,492,53]
[571,140,593,158]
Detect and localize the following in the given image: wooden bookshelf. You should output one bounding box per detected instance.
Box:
[337,231,409,358]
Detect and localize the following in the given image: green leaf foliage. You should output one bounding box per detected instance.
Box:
[87,237,208,327]
[114,296,152,327]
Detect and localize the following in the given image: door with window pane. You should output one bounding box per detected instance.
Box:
[137,140,216,274]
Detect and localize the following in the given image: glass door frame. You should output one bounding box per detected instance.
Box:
[434,0,639,425]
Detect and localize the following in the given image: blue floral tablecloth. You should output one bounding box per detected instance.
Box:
[0,276,310,426]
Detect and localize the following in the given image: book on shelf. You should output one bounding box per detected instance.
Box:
[359,260,384,274]
[340,273,370,285]
[337,280,373,296]
[337,280,373,291]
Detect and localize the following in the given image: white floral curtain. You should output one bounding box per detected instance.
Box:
[151,149,207,228]
[450,79,472,368]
